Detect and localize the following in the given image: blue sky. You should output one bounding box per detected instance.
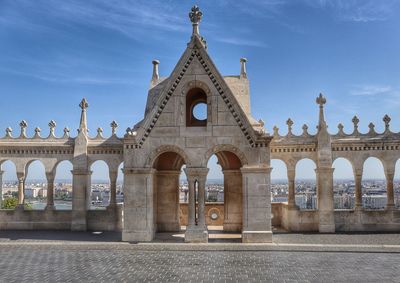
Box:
[1,0,400,181]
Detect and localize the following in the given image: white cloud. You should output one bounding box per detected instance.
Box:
[350,85,393,96]
[215,37,268,47]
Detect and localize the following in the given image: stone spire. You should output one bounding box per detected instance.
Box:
[189,5,203,36]
[78,98,89,134]
[316,93,327,132]
[240,58,247,79]
[151,60,160,87]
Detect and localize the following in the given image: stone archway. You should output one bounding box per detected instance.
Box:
[152,151,186,232]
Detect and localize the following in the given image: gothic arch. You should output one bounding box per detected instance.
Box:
[203,144,248,168]
[147,145,191,168]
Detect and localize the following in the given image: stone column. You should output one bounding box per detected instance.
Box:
[184,167,209,243]
[45,171,55,210]
[354,170,363,210]
[122,168,156,242]
[71,169,91,231]
[241,166,273,243]
[16,171,25,209]
[223,170,242,232]
[108,170,118,210]
[156,170,180,232]
[0,170,3,209]
[385,169,395,209]
[287,167,298,209]
[315,167,335,233]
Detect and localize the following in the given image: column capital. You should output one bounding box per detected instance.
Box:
[155,170,181,176]
[45,171,56,181]
[222,169,241,175]
[71,169,92,176]
[184,167,209,179]
[314,167,335,174]
[16,171,25,180]
[240,165,272,174]
[0,170,4,175]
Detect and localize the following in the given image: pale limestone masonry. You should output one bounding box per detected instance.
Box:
[0,6,399,242]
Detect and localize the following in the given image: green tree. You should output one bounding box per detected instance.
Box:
[2,197,18,209]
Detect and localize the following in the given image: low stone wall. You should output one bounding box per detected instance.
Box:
[0,209,71,230]
[179,202,224,226]
[0,204,124,231]
[278,202,319,232]
[335,209,400,232]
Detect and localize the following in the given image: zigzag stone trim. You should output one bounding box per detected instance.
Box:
[138,49,257,148]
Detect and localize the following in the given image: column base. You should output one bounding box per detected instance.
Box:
[45,204,56,211]
[15,204,25,211]
[242,231,272,243]
[122,230,154,242]
[386,204,396,211]
[287,203,299,210]
[106,204,117,212]
[354,204,363,211]
[185,227,208,243]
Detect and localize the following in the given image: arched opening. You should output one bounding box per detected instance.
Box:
[333,158,355,209]
[394,159,400,208]
[90,160,109,210]
[25,160,46,210]
[207,150,243,234]
[54,160,73,210]
[362,157,386,209]
[186,87,207,127]
[0,160,18,209]
[271,159,288,203]
[295,159,317,210]
[116,163,124,204]
[153,151,185,232]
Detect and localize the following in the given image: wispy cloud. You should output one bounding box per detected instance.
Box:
[307,0,399,22]
[215,37,268,48]
[350,85,394,96]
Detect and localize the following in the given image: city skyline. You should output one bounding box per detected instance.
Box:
[1,1,400,179]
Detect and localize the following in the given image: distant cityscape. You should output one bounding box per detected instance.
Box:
[1,179,399,210]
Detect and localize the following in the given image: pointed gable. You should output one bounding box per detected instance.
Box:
[133,10,271,149]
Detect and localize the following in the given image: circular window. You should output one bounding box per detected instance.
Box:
[192,102,207,121]
[211,212,219,220]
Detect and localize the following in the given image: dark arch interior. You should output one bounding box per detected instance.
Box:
[186,88,207,127]
[153,152,185,171]
[214,151,242,170]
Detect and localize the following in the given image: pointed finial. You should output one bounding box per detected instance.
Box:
[111,121,118,135]
[48,120,56,136]
[34,127,41,138]
[383,114,391,131]
[286,118,293,135]
[189,5,203,36]
[316,93,327,131]
[151,60,160,85]
[273,126,279,137]
[337,123,344,135]
[96,127,103,138]
[302,124,309,136]
[79,98,88,110]
[63,127,70,138]
[5,127,12,138]
[78,98,88,134]
[19,120,28,138]
[352,116,359,131]
[240,58,247,79]
[368,122,376,134]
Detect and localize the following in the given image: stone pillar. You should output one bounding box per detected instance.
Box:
[108,170,118,210]
[223,170,242,232]
[0,170,3,209]
[241,166,273,243]
[315,167,335,233]
[16,171,25,209]
[385,169,395,209]
[354,170,363,210]
[86,171,93,210]
[184,167,209,243]
[71,169,91,231]
[122,168,156,242]
[45,171,55,210]
[287,167,298,209]
[156,170,180,232]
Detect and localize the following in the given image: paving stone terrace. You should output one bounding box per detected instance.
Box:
[1,231,400,282]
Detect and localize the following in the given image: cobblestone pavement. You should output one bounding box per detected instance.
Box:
[0,246,399,282]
